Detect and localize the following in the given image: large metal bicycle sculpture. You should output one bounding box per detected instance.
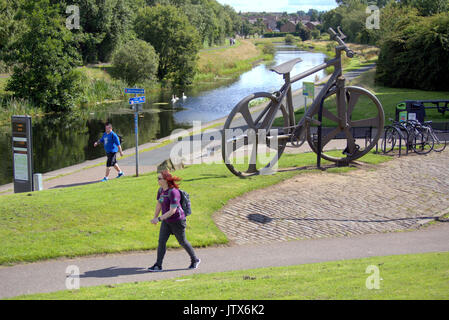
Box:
[222,27,385,177]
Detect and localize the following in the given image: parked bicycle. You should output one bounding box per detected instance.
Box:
[222,27,385,177]
[406,120,434,154]
[382,119,408,154]
[381,119,446,155]
[409,120,446,153]
[424,121,447,152]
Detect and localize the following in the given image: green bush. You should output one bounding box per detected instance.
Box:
[262,43,276,55]
[285,34,295,44]
[111,39,159,86]
[72,68,127,105]
[376,12,449,91]
[311,29,320,39]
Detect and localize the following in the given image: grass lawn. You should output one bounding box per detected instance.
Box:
[0,151,390,265]
[350,69,449,123]
[195,39,273,82]
[11,252,449,300]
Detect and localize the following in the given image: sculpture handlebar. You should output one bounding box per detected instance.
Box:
[328,27,355,58]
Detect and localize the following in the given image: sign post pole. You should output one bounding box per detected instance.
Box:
[125,88,145,178]
[304,96,307,113]
[134,92,139,177]
[303,81,315,113]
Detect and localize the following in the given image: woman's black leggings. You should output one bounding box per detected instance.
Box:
[156,219,197,266]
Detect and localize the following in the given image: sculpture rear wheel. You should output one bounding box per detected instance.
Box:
[222,92,289,177]
[305,86,384,164]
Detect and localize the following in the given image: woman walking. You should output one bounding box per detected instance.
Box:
[148,170,201,272]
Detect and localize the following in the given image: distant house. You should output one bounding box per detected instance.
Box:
[263,16,277,31]
[280,21,297,33]
[305,21,320,30]
[300,16,311,23]
[290,17,300,25]
[241,12,320,33]
[245,15,264,24]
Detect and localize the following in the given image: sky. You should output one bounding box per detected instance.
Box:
[216,0,339,13]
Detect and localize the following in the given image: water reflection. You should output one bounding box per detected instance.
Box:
[172,47,326,124]
[0,108,187,185]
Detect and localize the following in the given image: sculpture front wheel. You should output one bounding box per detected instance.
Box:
[221,92,289,177]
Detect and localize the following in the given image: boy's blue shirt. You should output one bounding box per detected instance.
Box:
[100,131,120,153]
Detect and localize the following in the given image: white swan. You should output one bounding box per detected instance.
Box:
[171,95,177,103]
[182,92,187,100]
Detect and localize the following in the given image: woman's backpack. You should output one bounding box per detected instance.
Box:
[179,189,192,216]
[166,188,192,216]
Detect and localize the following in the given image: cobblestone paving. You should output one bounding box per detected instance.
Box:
[214,151,449,245]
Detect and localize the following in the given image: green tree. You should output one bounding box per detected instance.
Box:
[296,23,311,41]
[398,0,449,16]
[322,0,375,44]
[276,17,289,30]
[63,0,136,63]
[241,19,253,38]
[307,9,319,21]
[97,0,135,62]
[111,39,159,86]
[147,0,242,46]
[339,3,366,42]
[376,12,449,90]
[5,0,81,112]
[0,0,25,70]
[134,5,201,87]
[253,18,267,35]
[336,0,389,7]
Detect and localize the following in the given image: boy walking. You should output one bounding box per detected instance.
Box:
[94,122,124,182]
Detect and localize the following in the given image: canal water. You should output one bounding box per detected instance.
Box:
[0,45,326,185]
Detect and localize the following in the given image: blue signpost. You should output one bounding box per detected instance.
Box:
[124,88,145,177]
[125,88,145,94]
[129,96,146,105]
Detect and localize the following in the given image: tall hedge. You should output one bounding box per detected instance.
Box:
[376,12,449,91]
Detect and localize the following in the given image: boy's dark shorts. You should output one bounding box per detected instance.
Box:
[106,152,117,167]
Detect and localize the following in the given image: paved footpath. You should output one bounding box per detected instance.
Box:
[0,222,448,299]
